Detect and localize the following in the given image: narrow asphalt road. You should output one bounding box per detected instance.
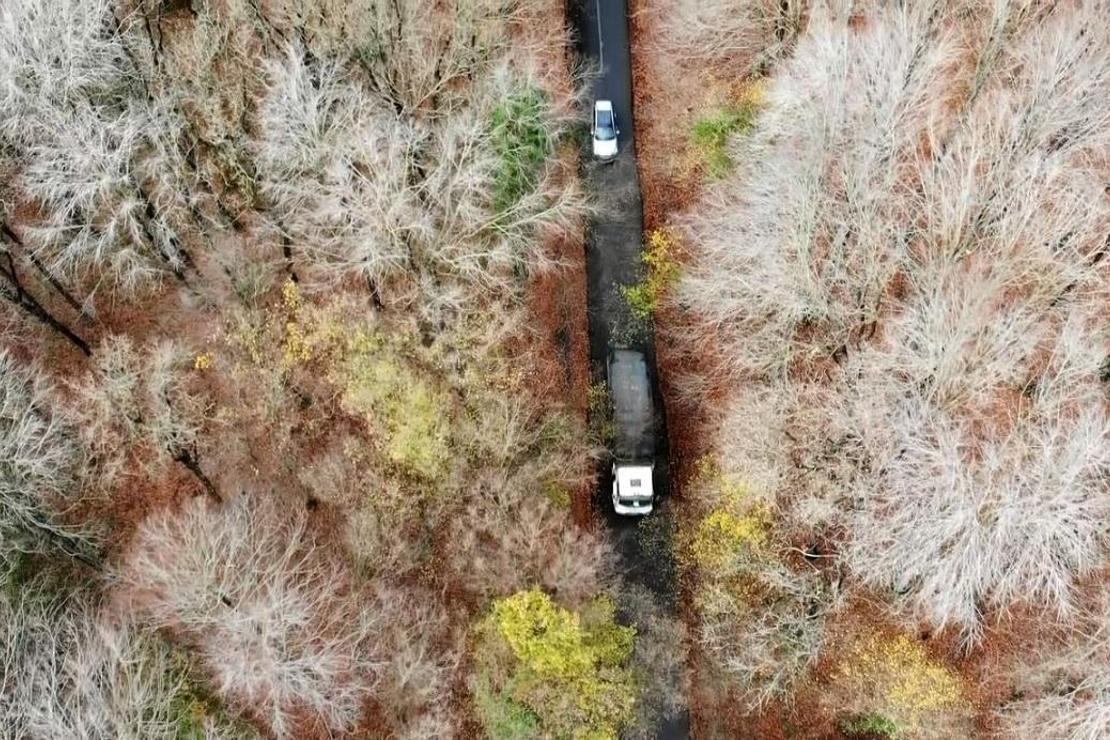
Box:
[570,1,689,737]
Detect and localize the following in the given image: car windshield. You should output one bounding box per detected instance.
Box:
[595,109,616,140]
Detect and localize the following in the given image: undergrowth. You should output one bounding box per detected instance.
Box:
[840,711,899,739]
[491,88,551,213]
[826,634,973,737]
[691,82,764,178]
[622,228,681,320]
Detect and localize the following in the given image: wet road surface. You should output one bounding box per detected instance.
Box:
[570,1,690,737]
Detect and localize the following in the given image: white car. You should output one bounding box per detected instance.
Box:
[591,100,619,160]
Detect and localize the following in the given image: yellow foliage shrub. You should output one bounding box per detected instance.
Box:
[690,508,770,571]
[278,279,313,367]
[232,317,266,366]
[686,456,771,573]
[622,228,681,319]
[738,78,767,108]
[230,289,453,480]
[281,277,301,311]
[829,634,974,738]
[682,454,832,706]
[332,328,450,480]
[281,320,311,366]
[473,588,637,739]
[694,454,755,506]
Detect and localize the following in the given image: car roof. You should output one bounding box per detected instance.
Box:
[594,99,613,111]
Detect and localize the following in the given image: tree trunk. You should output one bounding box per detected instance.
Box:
[0,253,91,356]
[173,447,222,503]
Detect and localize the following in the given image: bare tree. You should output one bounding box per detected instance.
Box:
[1001,655,1110,739]
[255,15,586,314]
[845,298,1110,639]
[657,0,810,74]
[675,2,958,376]
[443,387,607,606]
[999,587,1110,739]
[0,350,96,569]
[0,585,251,739]
[0,0,191,294]
[368,584,461,739]
[255,47,421,288]
[448,493,614,606]
[0,225,92,355]
[116,494,378,737]
[287,0,534,116]
[676,0,1110,643]
[68,336,211,495]
[840,1,1110,638]
[697,563,831,710]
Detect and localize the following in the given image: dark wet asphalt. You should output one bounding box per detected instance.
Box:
[569,1,690,737]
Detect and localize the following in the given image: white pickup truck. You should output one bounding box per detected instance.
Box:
[607,349,655,515]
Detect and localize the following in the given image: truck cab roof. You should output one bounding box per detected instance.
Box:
[615,465,653,495]
[612,463,654,515]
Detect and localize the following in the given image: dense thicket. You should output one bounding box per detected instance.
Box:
[0,1,669,737]
[670,0,1110,724]
[0,351,93,570]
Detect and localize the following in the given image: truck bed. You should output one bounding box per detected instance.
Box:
[608,349,655,461]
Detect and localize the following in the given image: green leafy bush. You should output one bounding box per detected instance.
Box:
[168,668,258,740]
[473,588,637,739]
[543,484,572,509]
[473,673,541,740]
[691,88,762,178]
[840,712,900,738]
[490,89,551,212]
